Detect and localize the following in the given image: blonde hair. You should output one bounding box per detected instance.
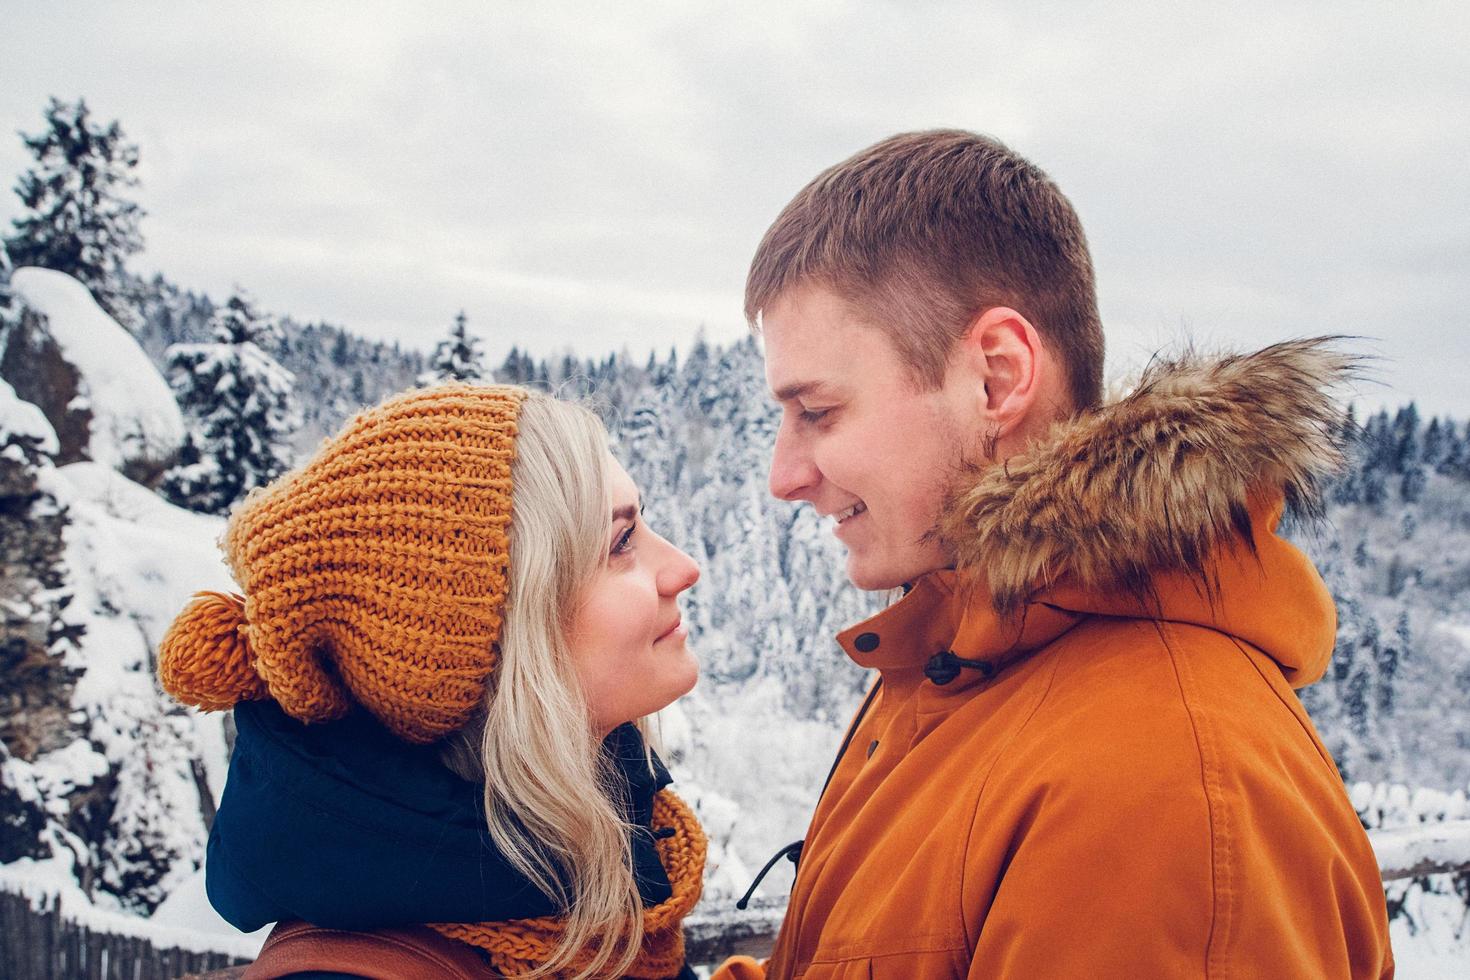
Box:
[440,391,644,979]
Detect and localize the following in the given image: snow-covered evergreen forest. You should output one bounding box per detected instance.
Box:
[2,98,1468,971]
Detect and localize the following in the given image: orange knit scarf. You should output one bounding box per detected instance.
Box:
[429,789,706,978]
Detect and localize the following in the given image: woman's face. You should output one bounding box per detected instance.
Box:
[567,455,701,735]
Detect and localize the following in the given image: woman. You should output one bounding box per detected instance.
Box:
[159,384,706,979]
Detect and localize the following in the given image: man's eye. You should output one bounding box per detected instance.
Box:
[799,408,830,424]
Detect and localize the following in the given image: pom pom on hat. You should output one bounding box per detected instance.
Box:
[157,384,528,744]
[159,591,269,710]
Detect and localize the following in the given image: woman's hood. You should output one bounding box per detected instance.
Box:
[206,700,674,933]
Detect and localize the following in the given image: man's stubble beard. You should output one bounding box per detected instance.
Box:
[914,423,1001,565]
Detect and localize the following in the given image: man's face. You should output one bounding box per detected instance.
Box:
[762,284,983,591]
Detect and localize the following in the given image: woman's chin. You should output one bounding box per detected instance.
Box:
[654,666,697,712]
[656,655,700,714]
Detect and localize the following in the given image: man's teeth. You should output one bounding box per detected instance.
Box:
[835,503,867,524]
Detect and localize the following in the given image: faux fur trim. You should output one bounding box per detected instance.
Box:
[941,337,1358,615]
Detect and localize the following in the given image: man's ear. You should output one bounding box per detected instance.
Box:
[952,306,1045,437]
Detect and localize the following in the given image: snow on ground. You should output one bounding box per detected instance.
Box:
[1390,892,1470,978]
[150,866,269,952]
[0,857,264,959]
[9,267,183,468]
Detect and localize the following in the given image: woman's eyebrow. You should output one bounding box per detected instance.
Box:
[612,504,638,523]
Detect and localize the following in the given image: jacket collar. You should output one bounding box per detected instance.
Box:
[836,573,963,672]
[836,573,1082,680]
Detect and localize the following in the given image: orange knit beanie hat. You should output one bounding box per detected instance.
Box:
[158,383,528,744]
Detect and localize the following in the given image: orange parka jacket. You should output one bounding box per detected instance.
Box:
[716,341,1393,979]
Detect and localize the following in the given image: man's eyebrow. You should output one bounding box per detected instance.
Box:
[772,380,835,403]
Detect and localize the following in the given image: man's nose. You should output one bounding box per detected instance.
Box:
[769,421,819,501]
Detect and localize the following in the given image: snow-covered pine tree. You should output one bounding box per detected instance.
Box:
[1400,463,1427,503]
[1361,410,1392,472]
[498,345,531,384]
[1331,466,1362,506]
[0,241,12,310]
[160,291,299,514]
[419,310,487,384]
[1343,663,1372,741]
[4,98,144,329]
[1438,421,1469,479]
[620,386,679,498]
[557,353,578,386]
[1375,635,1399,716]
[1391,404,1421,472]
[1361,465,1388,511]
[99,711,205,912]
[1421,417,1447,469]
[132,274,215,362]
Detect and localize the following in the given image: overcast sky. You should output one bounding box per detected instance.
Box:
[2,1,1466,414]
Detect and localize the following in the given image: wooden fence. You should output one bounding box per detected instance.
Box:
[0,891,246,980]
[1370,819,1470,881]
[3,822,1468,979]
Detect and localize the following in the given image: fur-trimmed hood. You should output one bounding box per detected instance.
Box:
[942,337,1354,614]
[927,338,1355,688]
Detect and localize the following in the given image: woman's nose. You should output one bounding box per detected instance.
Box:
[659,538,700,595]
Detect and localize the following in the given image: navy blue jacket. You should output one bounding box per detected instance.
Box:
[207,700,676,933]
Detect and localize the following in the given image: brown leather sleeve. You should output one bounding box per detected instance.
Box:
[244,920,494,980]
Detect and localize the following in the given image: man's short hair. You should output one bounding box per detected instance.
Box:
[746,129,1105,411]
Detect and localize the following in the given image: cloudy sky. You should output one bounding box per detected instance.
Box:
[2,1,1466,414]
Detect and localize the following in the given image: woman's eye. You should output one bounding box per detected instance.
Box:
[612,523,636,555]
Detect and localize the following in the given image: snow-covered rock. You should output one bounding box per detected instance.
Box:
[0,378,58,455]
[4,268,183,481]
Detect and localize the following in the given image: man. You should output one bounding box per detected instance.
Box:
[715,131,1392,978]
